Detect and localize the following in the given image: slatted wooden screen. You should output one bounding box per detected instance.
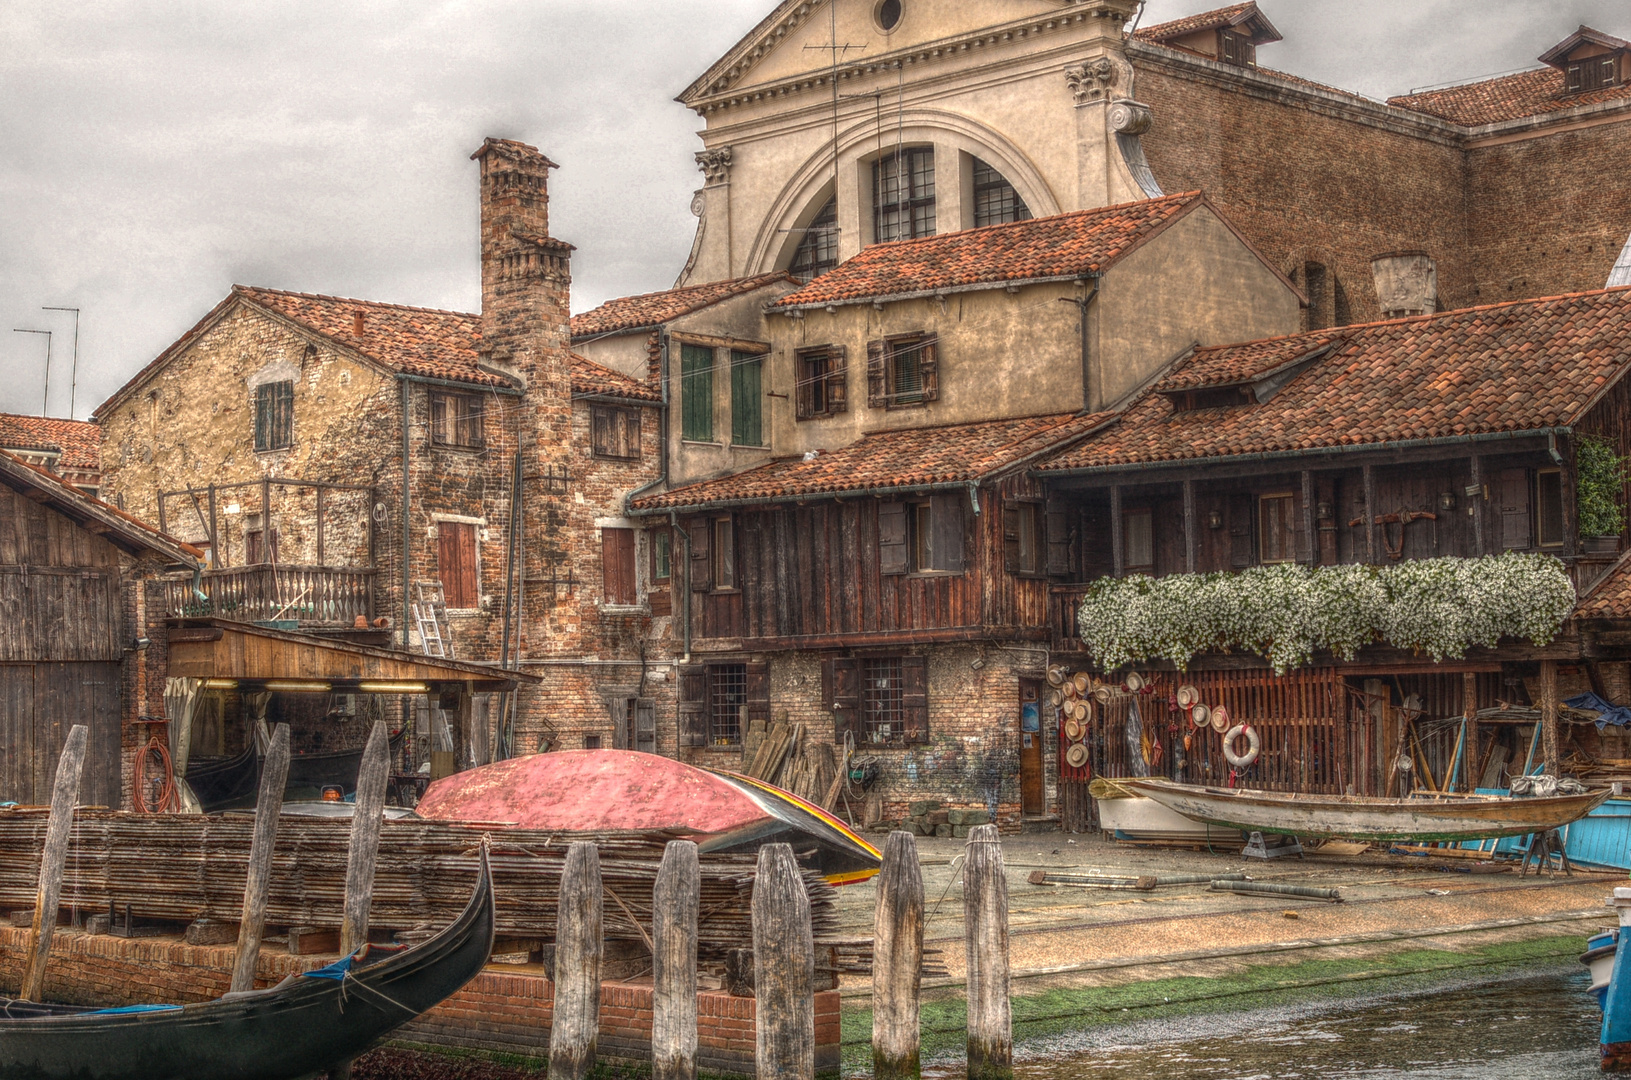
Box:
[437,523,479,609]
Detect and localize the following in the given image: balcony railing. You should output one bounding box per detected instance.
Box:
[166,565,376,627]
[1048,583,1090,652]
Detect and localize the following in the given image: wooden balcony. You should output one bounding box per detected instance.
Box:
[1049,583,1091,653]
[166,565,376,628]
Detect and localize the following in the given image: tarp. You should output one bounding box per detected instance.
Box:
[1565,692,1631,730]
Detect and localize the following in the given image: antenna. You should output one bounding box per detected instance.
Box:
[12,328,52,416]
[42,307,79,419]
[804,2,866,214]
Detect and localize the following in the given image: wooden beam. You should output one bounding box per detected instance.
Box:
[1110,485,1125,578]
[1182,479,1197,574]
[1362,464,1377,564]
[753,843,815,1080]
[1468,456,1484,555]
[1301,469,1316,567]
[1561,433,1581,557]
[873,831,924,1080]
[1539,659,1560,777]
[653,841,700,1080]
[964,823,1012,1080]
[550,842,604,1080]
[18,725,88,1002]
[231,724,291,994]
[1463,671,1480,794]
[340,721,390,956]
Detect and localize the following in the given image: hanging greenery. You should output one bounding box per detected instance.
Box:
[1577,434,1629,538]
[1075,552,1575,675]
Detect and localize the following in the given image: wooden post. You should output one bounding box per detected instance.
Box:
[18,724,88,1002]
[753,843,814,1080]
[1540,659,1561,777]
[1562,433,1581,557]
[1469,456,1484,555]
[963,823,1011,1080]
[653,840,700,1080]
[550,841,603,1080]
[230,723,291,994]
[207,483,218,568]
[1109,485,1125,578]
[261,476,273,565]
[1301,470,1316,567]
[340,720,390,956]
[1182,480,1197,573]
[1362,464,1377,564]
[873,831,924,1080]
[316,486,326,568]
[1463,671,1480,791]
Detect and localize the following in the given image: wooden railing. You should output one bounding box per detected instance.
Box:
[1048,584,1090,651]
[165,565,376,627]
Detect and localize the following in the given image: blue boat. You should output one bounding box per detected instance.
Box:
[1597,889,1631,1072]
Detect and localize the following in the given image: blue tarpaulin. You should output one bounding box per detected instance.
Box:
[88,1004,182,1015]
[1565,692,1631,730]
[299,955,357,982]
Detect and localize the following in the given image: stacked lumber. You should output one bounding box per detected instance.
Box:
[741,722,840,811]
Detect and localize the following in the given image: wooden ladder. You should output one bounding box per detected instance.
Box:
[412,583,453,659]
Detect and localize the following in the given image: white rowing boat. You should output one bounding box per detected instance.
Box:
[1120,777,1611,842]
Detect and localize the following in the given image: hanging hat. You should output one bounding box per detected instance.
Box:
[1190,703,1211,729]
[1072,673,1092,695]
[1176,685,1199,710]
[1124,672,1146,693]
[1064,718,1082,741]
[1210,703,1231,733]
[1066,743,1089,768]
[1049,688,1065,708]
[1047,665,1068,688]
[1093,684,1113,704]
[1072,700,1090,723]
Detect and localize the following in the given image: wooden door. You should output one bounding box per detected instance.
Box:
[1019,679,1044,816]
[0,662,121,807]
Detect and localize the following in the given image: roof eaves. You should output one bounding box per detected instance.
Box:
[0,449,201,563]
[772,273,1090,313]
[1540,25,1631,68]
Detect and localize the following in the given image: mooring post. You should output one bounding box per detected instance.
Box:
[550,841,603,1080]
[653,840,700,1080]
[964,823,1012,1080]
[1540,658,1561,776]
[18,724,89,1002]
[753,842,814,1080]
[873,830,925,1080]
[230,723,291,994]
[340,720,390,956]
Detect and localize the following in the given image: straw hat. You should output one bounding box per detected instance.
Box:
[1072,700,1090,723]
[1093,684,1113,704]
[1072,672,1091,695]
[1066,743,1089,768]
[1124,672,1146,693]
[1049,688,1065,708]
[1064,718,1082,741]
[1176,685,1200,710]
[1190,703,1210,729]
[1210,703,1231,733]
[1047,665,1068,688]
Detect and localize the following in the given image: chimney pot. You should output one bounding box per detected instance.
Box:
[352,312,365,335]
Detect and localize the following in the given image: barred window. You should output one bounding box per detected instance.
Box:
[862,658,906,745]
[789,197,840,280]
[972,158,1031,228]
[709,664,747,746]
[873,147,936,243]
[254,381,293,451]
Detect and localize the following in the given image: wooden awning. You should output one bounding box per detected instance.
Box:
[164,618,538,692]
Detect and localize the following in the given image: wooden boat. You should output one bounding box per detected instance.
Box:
[0,842,495,1080]
[188,730,406,812]
[1121,777,1613,842]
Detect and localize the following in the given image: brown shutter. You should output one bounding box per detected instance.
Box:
[612,697,630,750]
[745,661,770,730]
[678,665,709,747]
[439,522,478,608]
[878,501,909,576]
[795,353,813,420]
[930,492,966,573]
[602,528,635,605]
[825,658,860,744]
[1045,506,1073,577]
[1499,468,1532,550]
[689,518,711,591]
[1228,493,1255,569]
[827,345,848,413]
[634,698,657,754]
[918,335,939,403]
[901,656,929,745]
[1002,500,1021,573]
[431,393,449,444]
[866,340,886,408]
[1567,63,1584,93]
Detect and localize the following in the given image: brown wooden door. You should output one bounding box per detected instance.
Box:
[1019,678,1044,816]
[0,662,120,807]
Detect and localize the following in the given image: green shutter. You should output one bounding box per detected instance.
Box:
[681,344,714,442]
[731,351,762,447]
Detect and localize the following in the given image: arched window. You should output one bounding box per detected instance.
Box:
[972,158,1031,227]
[789,197,839,281]
[874,147,936,242]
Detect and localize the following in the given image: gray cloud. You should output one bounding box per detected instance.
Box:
[1,0,1623,418]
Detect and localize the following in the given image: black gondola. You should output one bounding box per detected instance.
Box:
[187,730,407,811]
[0,841,495,1080]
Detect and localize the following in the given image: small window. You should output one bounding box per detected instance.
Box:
[651,528,671,583]
[681,344,714,442]
[972,158,1031,228]
[254,380,293,452]
[1218,29,1255,67]
[730,351,764,447]
[909,493,966,574]
[874,147,936,243]
[584,734,603,750]
[602,527,637,605]
[875,0,902,32]
[790,197,840,281]
[862,657,906,744]
[1123,508,1153,574]
[709,664,747,746]
[246,526,279,566]
[713,517,736,591]
[1259,493,1297,564]
[1537,469,1565,548]
[1567,55,1620,94]
[592,406,641,460]
[1004,500,1042,576]
[438,521,480,609]
[430,391,485,449]
[867,335,938,409]
[797,346,848,420]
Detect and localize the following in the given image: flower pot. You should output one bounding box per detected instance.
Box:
[1585,535,1621,555]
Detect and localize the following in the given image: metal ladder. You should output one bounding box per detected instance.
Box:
[412,583,454,658]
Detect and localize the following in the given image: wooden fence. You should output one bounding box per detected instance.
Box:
[165,565,375,627]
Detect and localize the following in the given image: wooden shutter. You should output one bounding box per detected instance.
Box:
[930,492,966,573]
[678,665,708,747]
[1566,63,1584,93]
[1002,500,1021,573]
[866,340,887,408]
[827,345,848,413]
[745,661,770,730]
[901,656,929,745]
[431,393,450,444]
[918,335,939,403]
[795,352,815,420]
[602,527,636,605]
[1499,468,1532,550]
[612,697,630,750]
[731,353,762,447]
[1228,493,1255,569]
[634,698,657,754]
[689,518,711,592]
[439,522,478,608]
[1045,505,1073,577]
[825,658,860,744]
[879,502,909,576]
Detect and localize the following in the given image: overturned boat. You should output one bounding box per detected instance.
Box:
[1122,777,1611,843]
[0,843,494,1080]
[415,750,881,885]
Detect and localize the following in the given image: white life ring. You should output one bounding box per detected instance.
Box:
[1222,723,1260,768]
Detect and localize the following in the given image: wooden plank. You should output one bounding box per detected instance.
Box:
[550,841,603,1080]
[340,720,391,956]
[653,840,700,1080]
[18,723,87,1001]
[753,843,814,1080]
[231,724,291,993]
[873,831,924,1080]
[964,823,1011,1080]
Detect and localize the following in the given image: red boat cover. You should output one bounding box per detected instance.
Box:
[416,750,770,835]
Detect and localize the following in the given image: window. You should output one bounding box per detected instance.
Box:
[862,658,905,744]
[592,406,641,460]
[1259,493,1297,564]
[709,664,747,746]
[875,0,902,32]
[828,655,927,747]
[437,521,479,609]
[681,343,714,442]
[254,380,293,451]
[866,334,939,409]
[898,493,965,574]
[246,525,279,566]
[1003,500,1042,576]
[1537,469,1565,548]
[1498,468,1532,550]
[730,351,764,447]
[972,158,1031,228]
[790,197,840,280]
[1217,29,1256,67]
[1123,508,1153,574]
[713,517,736,590]
[602,527,637,605]
[430,391,484,449]
[651,528,671,583]
[873,147,936,243]
[584,734,603,750]
[796,346,848,420]
[1567,55,1620,93]
[679,662,765,748]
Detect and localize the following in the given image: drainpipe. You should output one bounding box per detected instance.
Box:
[624,328,672,513]
[400,378,412,644]
[1059,275,1101,412]
[674,509,690,664]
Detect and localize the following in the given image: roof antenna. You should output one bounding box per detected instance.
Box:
[12,328,52,417]
[42,307,79,420]
[805,2,865,225]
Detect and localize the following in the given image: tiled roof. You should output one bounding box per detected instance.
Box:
[1134,3,1275,44]
[570,273,798,339]
[1388,66,1631,126]
[1039,287,1631,473]
[631,412,1114,511]
[1578,553,1631,620]
[569,355,662,402]
[0,448,201,563]
[771,193,1205,310]
[0,413,100,473]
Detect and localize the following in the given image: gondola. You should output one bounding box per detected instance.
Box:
[188,730,406,811]
[0,841,495,1080]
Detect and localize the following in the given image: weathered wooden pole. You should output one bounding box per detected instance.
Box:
[964,823,1012,1080]
[873,830,924,1080]
[1540,659,1561,777]
[1463,670,1480,791]
[550,841,603,1080]
[652,840,700,1080]
[18,724,88,1002]
[340,720,390,956]
[230,723,291,994]
[753,843,814,1080]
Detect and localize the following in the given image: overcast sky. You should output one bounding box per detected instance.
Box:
[1,0,1624,420]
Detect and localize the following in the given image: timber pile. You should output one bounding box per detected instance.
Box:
[0,810,852,968]
[741,722,840,811]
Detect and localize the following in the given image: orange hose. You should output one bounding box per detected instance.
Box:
[133,734,179,813]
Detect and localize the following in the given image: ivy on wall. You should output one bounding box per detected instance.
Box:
[1075,552,1576,675]
[1578,434,1629,538]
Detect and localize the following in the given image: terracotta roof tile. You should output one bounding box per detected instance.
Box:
[631,412,1114,511]
[1578,553,1631,620]
[569,355,662,402]
[1134,3,1272,44]
[1040,287,1631,473]
[0,413,100,473]
[570,273,798,339]
[1389,66,1631,125]
[771,193,1204,310]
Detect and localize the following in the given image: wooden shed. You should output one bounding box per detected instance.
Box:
[0,450,198,806]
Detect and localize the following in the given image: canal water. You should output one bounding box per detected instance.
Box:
[954,968,1599,1079]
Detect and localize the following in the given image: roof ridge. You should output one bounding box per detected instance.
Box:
[859,191,1203,254]
[577,271,792,308]
[235,285,478,320]
[855,411,1082,442]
